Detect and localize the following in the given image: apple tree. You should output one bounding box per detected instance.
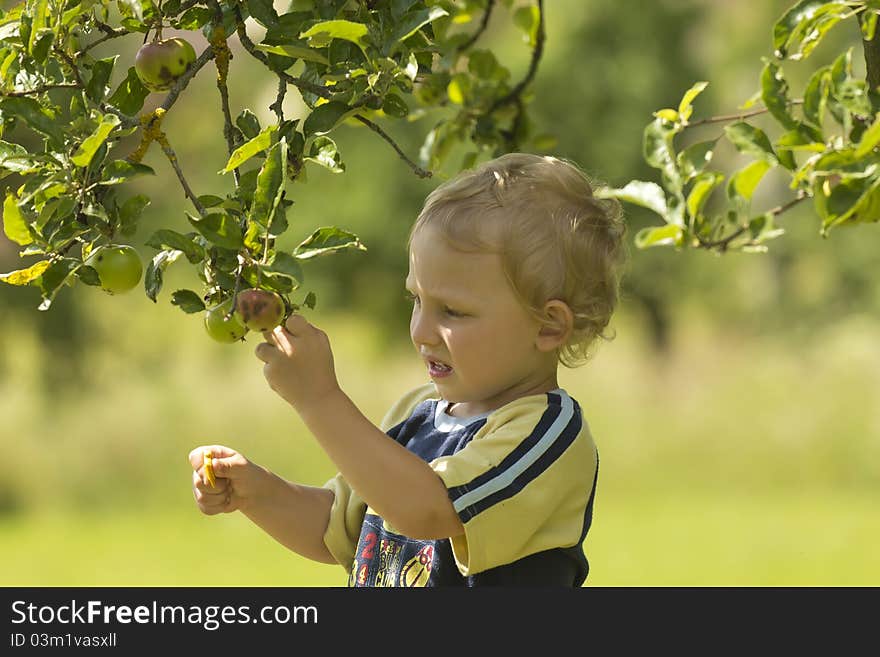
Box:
[598,0,880,254]
[0,0,547,341]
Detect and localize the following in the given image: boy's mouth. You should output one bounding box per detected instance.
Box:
[427,360,453,378]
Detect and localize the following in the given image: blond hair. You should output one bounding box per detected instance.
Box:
[409,153,628,367]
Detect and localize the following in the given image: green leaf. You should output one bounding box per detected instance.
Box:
[803,65,830,128]
[303,101,355,136]
[174,6,213,30]
[761,61,799,130]
[382,93,409,118]
[71,113,120,167]
[119,194,150,234]
[0,259,51,286]
[235,110,261,140]
[86,56,117,103]
[295,227,366,259]
[145,249,183,302]
[246,0,278,27]
[186,211,244,250]
[248,138,287,229]
[35,257,79,311]
[266,251,304,286]
[748,212,786,243]
[300,20,369,50]
[145,229,206,264]
[678,142,717,184]
[595,181,668,219]
[687,171,724,219]
[773,1,849,59]
[0,96,63,146]
[253,42,330,66]
[776,127,825,152]
[634,224,682,249]
[0,140,38,177]
[643,117,680,170]
[304,136,345,172]
[678,81,708,123]
[724,122,778,163]
[171,289,206,313]
[387,6,449,50]
[99,159,155,185]
[513,5,540,47]
[107,67,150,116]
[727,159,772,202]
[818,173,880,229]
[855,112,880,158]
[220,125,277,174]
[3,189,33,245]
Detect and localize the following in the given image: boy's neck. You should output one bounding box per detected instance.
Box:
[445,376,560,417]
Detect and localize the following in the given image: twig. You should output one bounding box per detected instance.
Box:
[270,77,287,123]
[1,83,81,97]
[687,100,804,128]
[232,7,332,100]
[205,1,240,188]
[457,0,496,53]
[353,114,432,178]
[488,0,544,114]
[155,133,206,216]
[696,190,809,251]
[76,21,128,57]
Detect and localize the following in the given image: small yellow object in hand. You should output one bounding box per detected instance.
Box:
[203,450,216,488]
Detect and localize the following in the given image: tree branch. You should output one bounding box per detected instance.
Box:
[232,7,332,100]
[155,132,206,216]
[76,21,128,57]
[457,0,496,53]
[353,114,432,178]
[859,12,880,93]
[1,82,81,97]
[488,0,544,114]
[695,190,809,252]
[686,100,804,128]
[205,1,240,188]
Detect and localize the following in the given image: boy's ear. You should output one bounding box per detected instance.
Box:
[535,299,574,352]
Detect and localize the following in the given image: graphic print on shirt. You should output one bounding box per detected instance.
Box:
[349,513,440,587]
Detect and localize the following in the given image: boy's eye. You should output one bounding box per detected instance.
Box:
[405,291,419,305]
[443,306,464,318]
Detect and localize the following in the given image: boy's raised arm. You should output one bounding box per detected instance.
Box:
[255,317,464,542]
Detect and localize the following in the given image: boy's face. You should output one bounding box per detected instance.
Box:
[406,226,557,415]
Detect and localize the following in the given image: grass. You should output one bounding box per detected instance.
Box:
[2,487,876,586]
[1,285,879,586]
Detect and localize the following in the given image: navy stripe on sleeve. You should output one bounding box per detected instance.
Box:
[447,392,582,523]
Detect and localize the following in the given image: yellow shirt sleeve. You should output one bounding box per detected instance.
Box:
[430,391,597,577]
[321,383,439,569]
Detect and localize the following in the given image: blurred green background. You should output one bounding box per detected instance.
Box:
[1,0,878,586]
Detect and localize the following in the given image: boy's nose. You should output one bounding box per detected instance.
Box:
[410,310,440,347]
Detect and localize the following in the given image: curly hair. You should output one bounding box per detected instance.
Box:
[409,153,629,367]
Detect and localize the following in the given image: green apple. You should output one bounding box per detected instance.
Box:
[205,298,249,343]
[85,244,143,295]
[135,37,197,92]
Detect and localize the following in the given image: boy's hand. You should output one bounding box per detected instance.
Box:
[188,445,265,515]
[254,314,340,411]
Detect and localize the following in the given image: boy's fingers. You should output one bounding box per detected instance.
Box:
[283,314,308,336]
[254,341,278,363]
[187,445,236,469]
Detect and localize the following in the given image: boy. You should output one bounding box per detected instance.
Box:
[189,153,628,586]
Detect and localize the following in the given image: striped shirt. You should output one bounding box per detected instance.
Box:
[322,383,599,587]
